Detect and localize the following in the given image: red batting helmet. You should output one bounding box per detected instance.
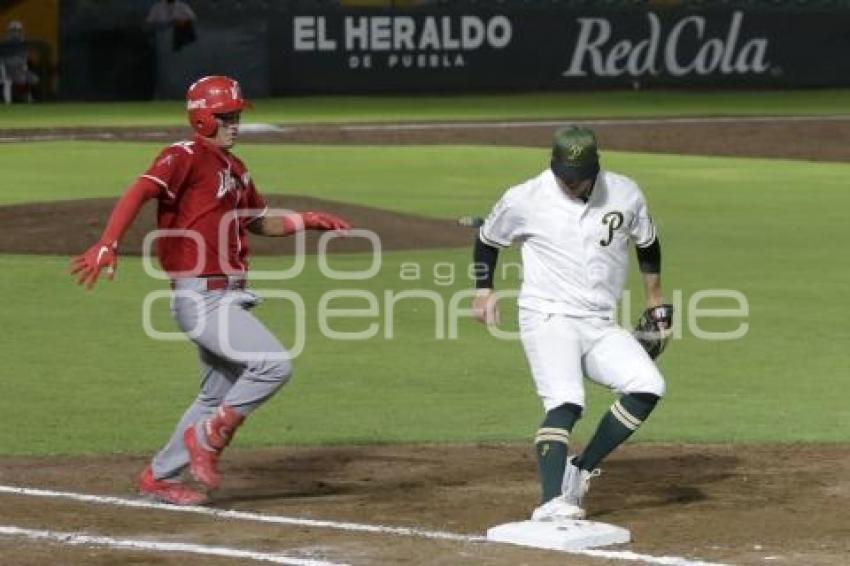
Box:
[186,76,251,137]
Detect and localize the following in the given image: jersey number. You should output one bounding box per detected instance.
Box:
[600,211,624,246]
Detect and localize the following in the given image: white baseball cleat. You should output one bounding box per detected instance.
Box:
[532,457,601,522]
[562,457,601,509]
[531,495,587,521]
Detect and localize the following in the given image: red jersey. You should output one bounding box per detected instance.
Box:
[140,136,268,277]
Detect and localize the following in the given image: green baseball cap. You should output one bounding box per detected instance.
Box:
[550,125,600,182]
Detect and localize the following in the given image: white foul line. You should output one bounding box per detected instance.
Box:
[579,548,727,566]
[0,525,344,566]
[0,484,726,566]
[0,484,482,543]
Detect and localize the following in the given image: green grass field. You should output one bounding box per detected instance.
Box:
[2,93,848,455]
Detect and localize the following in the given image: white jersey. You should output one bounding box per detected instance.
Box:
[480,168,656,318]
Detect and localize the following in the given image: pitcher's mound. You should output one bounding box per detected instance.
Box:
[0,194,477,256]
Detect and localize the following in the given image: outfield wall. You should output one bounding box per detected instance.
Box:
[58,2,850,100]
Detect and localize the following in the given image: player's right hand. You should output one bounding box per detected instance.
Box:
[70,241,118,290]
[472,288,500,326]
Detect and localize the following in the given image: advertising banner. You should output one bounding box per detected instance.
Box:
[57,4,850,99]
[272,8,850,92]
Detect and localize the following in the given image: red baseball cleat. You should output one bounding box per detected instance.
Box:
[184,425,221,490]
[184,406,245,490]
[138,465,208,506]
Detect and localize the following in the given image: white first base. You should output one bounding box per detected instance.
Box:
[487,520,631,551]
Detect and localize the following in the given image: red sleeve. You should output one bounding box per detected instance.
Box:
[100,178,160,245]
[140,142,195,202]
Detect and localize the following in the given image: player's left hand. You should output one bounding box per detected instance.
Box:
[70,240,118,290]
[633,304,674,359]
[301,211,351,232]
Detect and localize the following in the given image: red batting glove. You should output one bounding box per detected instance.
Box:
[301,211,351,231]
[70,241,118,290]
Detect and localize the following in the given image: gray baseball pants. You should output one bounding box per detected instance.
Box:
[151,278,292,480]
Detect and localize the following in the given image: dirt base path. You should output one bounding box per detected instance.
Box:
[1,443,848,565]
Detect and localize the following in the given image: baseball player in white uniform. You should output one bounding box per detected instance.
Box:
[472,125,671,521]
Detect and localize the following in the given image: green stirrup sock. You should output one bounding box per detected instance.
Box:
[535,403,582,503]
[574,393,659,472]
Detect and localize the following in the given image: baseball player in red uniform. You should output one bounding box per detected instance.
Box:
[71,76,350,505]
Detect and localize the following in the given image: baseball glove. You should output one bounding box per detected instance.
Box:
[633,304,674,359]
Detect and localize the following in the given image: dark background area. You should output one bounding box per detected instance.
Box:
[12,0,850,100]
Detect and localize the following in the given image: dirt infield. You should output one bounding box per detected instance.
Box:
[2,118,849,565]
[4,116,850,161]
[2,444,849,565]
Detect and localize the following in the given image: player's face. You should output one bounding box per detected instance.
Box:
[213,111,242,149]
[556,176,594,200]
